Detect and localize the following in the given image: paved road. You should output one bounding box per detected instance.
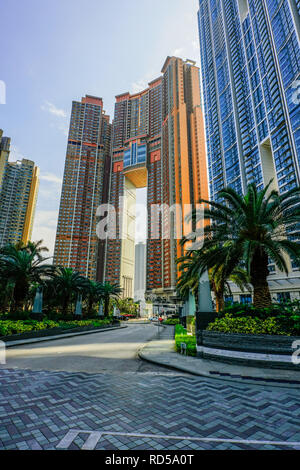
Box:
[1,324,300,450]
[1,324,170,374]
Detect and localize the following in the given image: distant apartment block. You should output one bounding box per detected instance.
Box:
[134,242,146,302]
[0,140,39,247]
[105,57,209,300]
[0,129,10,192]
[53,95,111,281]
[198,0,300,299]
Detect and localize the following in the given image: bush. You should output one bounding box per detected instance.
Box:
[207,314,291,336]
[0,318,112,337]
[0,311,31,321]
[163,318,179,325]
[220,300,300,320]
[175,324,197,356]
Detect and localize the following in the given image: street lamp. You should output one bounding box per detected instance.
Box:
[32,286,43,317]
[98,302,104,317]
[75,294,83,317]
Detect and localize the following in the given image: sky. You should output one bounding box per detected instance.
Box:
[0,0,201,257]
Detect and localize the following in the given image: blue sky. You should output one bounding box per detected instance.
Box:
[0,0,201,256]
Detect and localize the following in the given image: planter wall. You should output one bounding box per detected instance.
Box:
[0,324,118,343]
[196,330,300,370]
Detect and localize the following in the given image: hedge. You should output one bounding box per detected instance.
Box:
[163,318,180,325]
[0,319,111,337]
[175,324,197,357]
[207,314,291,336]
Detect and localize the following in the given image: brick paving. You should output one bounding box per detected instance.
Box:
[1,367,300,450]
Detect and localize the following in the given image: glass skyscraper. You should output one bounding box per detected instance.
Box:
[198,0,299,198]
[198,0,300,298]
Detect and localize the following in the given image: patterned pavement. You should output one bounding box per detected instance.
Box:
[1,367,300,450]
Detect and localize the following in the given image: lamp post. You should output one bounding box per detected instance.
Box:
[98,302,104,318]
[75,294,83,317]
[196,270,215,355]
[32,286,43,319]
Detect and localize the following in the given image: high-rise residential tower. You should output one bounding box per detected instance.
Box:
[53,95,111,281]
[105,57,209,300]
[198,0,300,299]
[0,154,39,247]
[198,0,299,197]
[0,129,10,192]
[134,242,146,302]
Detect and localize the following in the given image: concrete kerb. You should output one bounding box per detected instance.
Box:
[4,325,128,349]
[138,328,300,389]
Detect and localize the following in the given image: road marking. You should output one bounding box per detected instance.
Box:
[56,429,300,450]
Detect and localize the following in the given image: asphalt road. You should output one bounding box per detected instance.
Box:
[1,323,172,374]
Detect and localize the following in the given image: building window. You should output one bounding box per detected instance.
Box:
[240,294,252,305]
[277,292,291,303]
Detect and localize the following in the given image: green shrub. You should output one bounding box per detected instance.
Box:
[0,311,31,321]
[207,314,291,336]
[0,318,112,337]
[220,300,300,320]
[163,318,179,325]
[175,324,197,356]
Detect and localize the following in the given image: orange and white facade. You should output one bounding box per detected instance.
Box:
[53,95,111,281]
[105,57,209,300]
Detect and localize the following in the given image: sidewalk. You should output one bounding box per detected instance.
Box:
[138,326,300,388]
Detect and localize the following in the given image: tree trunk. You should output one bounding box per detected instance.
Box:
[211,279,224,313]
[87,296,93,318]
[13,279,29,312]
[62,295,70,316]
[250,248,272,308]
[104,296,110,318]
[215,291,225,313]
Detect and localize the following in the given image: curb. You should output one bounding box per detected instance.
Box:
[4,326,128,348]
[138,337,300,389]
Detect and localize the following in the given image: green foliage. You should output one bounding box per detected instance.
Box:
[0,241,124,318]
[217,300,300,334]
[163,318,180,325]
[175,324,197,356]
[207,314,291,336]
[0,242,54,311]
[221,300,300,319]
[0,318,111,337]
[117,298,139,316]
[179,182,300,309]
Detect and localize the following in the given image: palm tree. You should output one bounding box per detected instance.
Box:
[0,244,53,312]
[100,282,122,318]
[84,280,104,317]
[25,240,49,262]
[185,181,300,309]
[177,249,250,312]
[211,266,251,312]
[1,240,49,260]
[177,257,199,304]
[51,267,87,315]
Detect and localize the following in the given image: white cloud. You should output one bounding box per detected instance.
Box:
[50,121,69,136]
[40,172,62,185]
[32,210,59,258]
[131,70,156,94]
[41,101,67,118]
[173,47,185,57]
[131,79,149,94]
[9,145,26,162]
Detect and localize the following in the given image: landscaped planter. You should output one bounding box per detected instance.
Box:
[196,330,300,370]
[0,323,119,343]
